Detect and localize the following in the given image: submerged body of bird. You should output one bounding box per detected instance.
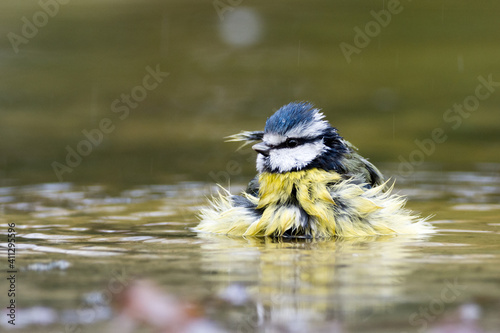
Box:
[196,102,433,238]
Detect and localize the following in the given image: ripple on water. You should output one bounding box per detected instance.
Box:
[118,236,156,242]
[392,168,500,203]
[66,227,89,231]
[81,205,128,214]
[438,229,494,234]
[24,260,72,271]
[142,238,194,245]
[20,233,90,240]
[32,209,73,218]
[452,204,500,211]
[96,229,129,233]
[1,170,500,332]
[15,224,69,229]
[0,307,58,328]
[143,221,188,226]
[102,215,142,221]
[12,243,122,257]
[132,210,176,217]
[0,195,15,203]
[412,253,499,264]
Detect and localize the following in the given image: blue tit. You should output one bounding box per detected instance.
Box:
[196,102,433,238]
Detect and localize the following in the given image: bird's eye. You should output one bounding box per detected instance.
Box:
[286,139,298,148]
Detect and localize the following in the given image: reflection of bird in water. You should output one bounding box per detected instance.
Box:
[197,233,433,331]
[196,102,433,237]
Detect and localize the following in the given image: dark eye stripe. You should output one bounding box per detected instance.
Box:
[273,137,317,149]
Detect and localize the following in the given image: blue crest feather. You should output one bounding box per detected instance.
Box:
[265,102,319,135]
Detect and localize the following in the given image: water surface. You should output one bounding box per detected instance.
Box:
[1,166,500,332]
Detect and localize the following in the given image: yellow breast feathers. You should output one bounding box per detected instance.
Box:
[196,168,433,238]
[244,169,341,237]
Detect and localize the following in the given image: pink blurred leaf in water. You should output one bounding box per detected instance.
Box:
[110,279,221,333]
[428,303,483,333]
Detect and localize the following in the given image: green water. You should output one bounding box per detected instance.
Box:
[1,166,500,332]
[1,0,500,332]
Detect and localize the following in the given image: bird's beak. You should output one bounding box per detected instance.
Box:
[252,142,271,156]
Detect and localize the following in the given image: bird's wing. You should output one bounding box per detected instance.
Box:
[359,156,385,187]
[230,175,260,211]
[342,140,385,187]
[244,175,260,196]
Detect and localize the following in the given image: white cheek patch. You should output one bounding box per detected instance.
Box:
[269,141,327,172]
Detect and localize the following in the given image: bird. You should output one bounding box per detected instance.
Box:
[196,102,433,238]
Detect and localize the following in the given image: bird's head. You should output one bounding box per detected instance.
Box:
[252,102,348,173]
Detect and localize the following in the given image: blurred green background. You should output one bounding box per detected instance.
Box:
[1,0,499,185]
